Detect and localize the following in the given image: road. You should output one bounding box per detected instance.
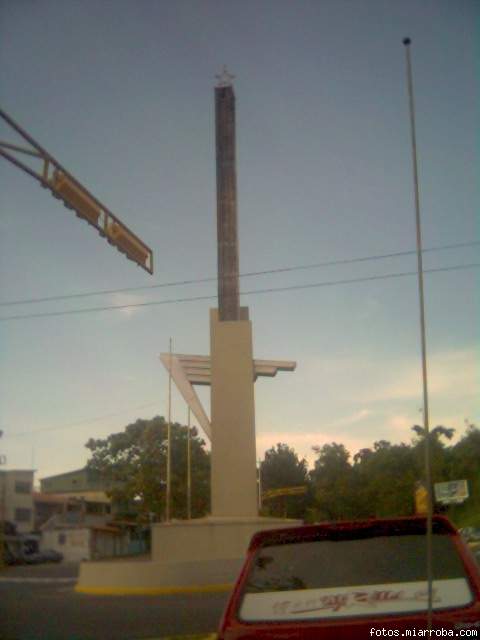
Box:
[0,563,228,640]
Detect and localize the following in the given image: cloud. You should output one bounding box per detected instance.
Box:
[328,408,372,428]
[302,347,477,407]
[314,347,479,407]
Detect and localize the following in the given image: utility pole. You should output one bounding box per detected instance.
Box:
[403,37,433,630]
[0,432,6,570]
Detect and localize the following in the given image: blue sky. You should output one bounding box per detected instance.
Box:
[0,0,478,483]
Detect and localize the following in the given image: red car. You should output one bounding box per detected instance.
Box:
[217,516,480,639]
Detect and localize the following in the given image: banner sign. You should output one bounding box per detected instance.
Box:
[239,579,472,621]
[262,486,307,500]
[434,480,469,504]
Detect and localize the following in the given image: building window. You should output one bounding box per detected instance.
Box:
[15,508,32,523]
[58,533,66,545]
[86,502,103,515]
[15,481,31,494]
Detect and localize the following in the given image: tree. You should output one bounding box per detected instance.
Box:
[85,416,210,521]
[260,443,309,519]
[309,443,356,521]
[353,441,416,518]
[411,424,455,485]
[447,423,480,526]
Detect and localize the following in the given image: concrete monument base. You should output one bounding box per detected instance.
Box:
[76,516,301,595]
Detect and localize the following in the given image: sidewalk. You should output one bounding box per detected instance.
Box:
[0,561,79,579]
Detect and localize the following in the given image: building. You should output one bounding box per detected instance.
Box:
[40,467,108,495]
[39,467,113,518]
[0,469,35,534]
[40,521,128,562]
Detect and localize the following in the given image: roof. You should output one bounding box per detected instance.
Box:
[33,492,68,504]
[90,525,123,534]
[39,467,88,481]
[248,515,457,551]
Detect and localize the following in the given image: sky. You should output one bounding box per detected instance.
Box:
[0,0,478,484]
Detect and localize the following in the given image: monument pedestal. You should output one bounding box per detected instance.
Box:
[210,308,258,518]
[76,516,301,594]
[151,516,301,563]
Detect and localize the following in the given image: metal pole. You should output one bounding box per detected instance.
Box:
[403,37,433,629]
[0,475,4,569]
[258,459,262,511]
[187,407,192,520]
[166,338,172,522]
[0,443,6,569]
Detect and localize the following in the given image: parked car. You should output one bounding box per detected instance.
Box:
[41,549,63,563]
[24,549,63,564]
[217,516,480,639]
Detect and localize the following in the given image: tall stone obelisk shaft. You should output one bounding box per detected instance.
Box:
[211,74,258,518]
[215,84,240,322]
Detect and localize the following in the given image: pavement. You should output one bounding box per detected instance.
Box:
[0,562,228,640]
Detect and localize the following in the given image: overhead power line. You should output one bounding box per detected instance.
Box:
[4,402,159,438]
[0,240,478,308]
[1,262,478,322]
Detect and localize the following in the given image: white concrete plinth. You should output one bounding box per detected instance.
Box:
[76,516,301,595]
[151,516,300,563]
[210,308,258,518]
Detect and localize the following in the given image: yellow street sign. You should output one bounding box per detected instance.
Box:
[262,486,307,500]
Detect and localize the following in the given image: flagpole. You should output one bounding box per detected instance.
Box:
[166,337,172,521]
[187,407,192,519]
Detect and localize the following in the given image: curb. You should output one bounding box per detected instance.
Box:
[75,583,233,596]
[142,635,217,640]
[0,577,77,583]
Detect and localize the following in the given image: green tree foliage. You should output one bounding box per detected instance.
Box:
[353,440,416,517]
[260,443,309,519]
[446,423,480,526]
[411,424,455,484]
[303,424,478,526]
[309,443,356,521]
[85,416,210,521]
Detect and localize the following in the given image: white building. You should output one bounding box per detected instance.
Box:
[0,469,34,533]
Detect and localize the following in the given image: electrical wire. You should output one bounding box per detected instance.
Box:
[1,262,478,322]
[0,240,477,307]
[4,402,159,438]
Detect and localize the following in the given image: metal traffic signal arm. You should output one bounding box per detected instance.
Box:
[0,106,153,274]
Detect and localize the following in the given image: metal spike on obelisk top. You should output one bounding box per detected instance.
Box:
[215,65,235,87]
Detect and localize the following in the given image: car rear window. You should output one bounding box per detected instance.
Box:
[239,534,473,621]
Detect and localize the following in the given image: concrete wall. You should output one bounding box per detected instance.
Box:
[78,517,301,594]
[210,308,258,518]
[77,557,243,593]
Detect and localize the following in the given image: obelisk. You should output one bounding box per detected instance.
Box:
[210,69,258,517]
[76,71,298,595]
[215,73,240,322]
